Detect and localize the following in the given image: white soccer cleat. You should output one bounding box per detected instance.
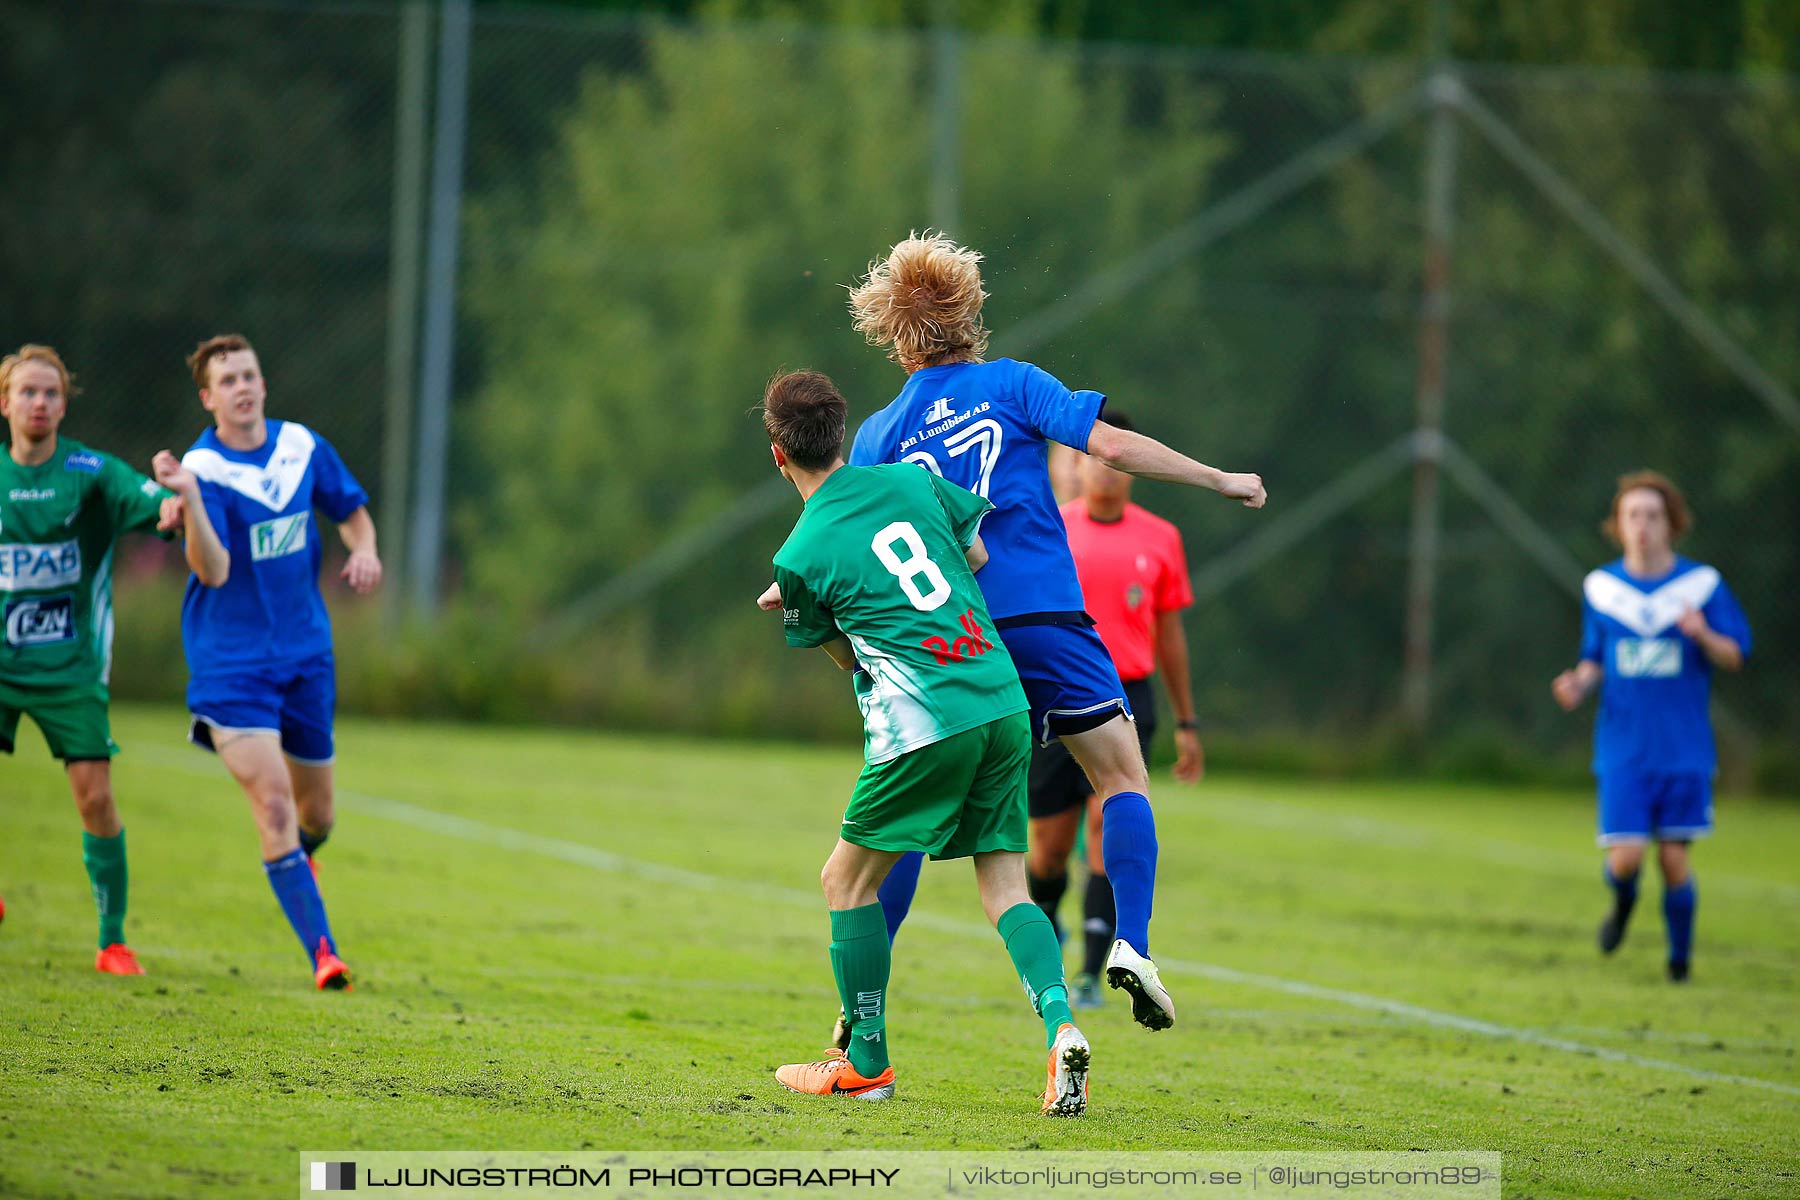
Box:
[1040,1023,1091,1117]
[1105,939,1175,1031]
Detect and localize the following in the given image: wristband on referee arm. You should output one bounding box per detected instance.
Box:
[1176,718,1199,732]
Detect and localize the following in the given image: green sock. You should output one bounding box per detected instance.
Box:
[829,903,891,1077]
[997,902,1074,1045]
[82,829,129,949]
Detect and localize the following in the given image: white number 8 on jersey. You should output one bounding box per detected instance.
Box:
[871,521,953,611]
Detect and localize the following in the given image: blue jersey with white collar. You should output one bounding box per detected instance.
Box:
[849,359,1106,622]
[180,420,368,676]
[1579,556,1751,775]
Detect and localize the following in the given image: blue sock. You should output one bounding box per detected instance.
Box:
[877,852,923,945]
[264,848,337,966]
[1663,878,1696,966]
[1100,791,1157,956]
[1604,862,1639,913]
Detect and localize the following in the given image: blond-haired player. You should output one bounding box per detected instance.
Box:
[0,344,223,973]
[835,232,1265,1031]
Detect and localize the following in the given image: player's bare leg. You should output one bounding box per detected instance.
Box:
[67,760,141,974]
[289,758,335,875]
[1027,806,1081,941]
[215,732,350,989]
[1059,716,1173,1030]
[777,841,901,1101]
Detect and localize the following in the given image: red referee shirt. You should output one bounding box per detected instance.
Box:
[1060,499,1193,683]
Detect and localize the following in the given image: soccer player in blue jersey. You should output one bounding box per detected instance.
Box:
[841,232,1266,1030]
[1552,471,1750,982]
[177,334,382,990]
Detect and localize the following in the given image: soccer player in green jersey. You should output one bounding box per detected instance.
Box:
[758,370,1091,1116]
[0,344,225,974]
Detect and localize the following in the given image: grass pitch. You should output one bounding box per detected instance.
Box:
[2,704,1796,1198]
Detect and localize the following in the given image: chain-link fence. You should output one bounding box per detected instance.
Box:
[7,1,1797,785]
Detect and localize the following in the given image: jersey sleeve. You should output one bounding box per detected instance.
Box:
[1702,578,1752,660]
[847,420,878,467]
[101,455,176,538]
[1579,598,1604,665]
[309,433,370,523]
[1017,361,1107,452]
[773,562,840,648]
[1155,527,1194,613]
[923,472,993,548]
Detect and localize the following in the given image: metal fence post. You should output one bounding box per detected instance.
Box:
[407,0,472,621]
[382,0,433,625]
[1401,0,1461,731]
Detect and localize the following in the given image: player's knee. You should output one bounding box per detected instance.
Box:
[72,783,116,823]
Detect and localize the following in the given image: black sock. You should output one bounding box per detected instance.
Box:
[299,825,331,858]
[1026,870,1069,942]
[1082,872,1116,978]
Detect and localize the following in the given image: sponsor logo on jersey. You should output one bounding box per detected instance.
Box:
[898,400,991,451]
[63,452,102,473]
[920,608,994,665]
[782,606,800,627]
[250,511,310,562]
[8,488,56,502]
[1615,637,1682,678]
[140,479,161,497]
[0,540,81,592]
[5,594,74,647]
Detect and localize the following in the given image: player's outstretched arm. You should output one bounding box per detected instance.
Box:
[1551,660,1604,711]
[337,507,382,595]
[1084,421,1266,509]
[152,451,229,587]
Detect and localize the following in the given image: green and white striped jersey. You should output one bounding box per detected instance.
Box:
[772,463,1027,764]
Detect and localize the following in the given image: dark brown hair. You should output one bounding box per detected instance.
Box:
[763,370,848,472]
[186,333,254,388]
[1602,469,1691,544]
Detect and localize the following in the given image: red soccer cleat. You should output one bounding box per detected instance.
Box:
[96,943,145,975]
[313,938,352,991]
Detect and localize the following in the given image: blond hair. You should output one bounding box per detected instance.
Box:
[848,232,989,370]
[0,343,77,400]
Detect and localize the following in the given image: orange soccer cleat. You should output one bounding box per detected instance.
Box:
[1040,1023,1090,1117]
[313,938,352,991]
[95,943,145,975]
[774,1049,895,1101]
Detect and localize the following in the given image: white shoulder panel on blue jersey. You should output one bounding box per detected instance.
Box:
[1584,564,1720,637]
[182,422,317,512]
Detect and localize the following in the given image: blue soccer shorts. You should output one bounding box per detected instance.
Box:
[1596,770,1713,846]
[188,653,337,765]
[995,620,1133,747]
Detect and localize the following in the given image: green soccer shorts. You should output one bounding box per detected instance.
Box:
[840,710,1031,860]
[0,678,117,761]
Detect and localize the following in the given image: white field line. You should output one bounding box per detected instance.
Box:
[132,748,1800,1099]
[1194,789,1800,906]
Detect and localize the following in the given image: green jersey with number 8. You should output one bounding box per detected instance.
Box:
[774,463,1028,764]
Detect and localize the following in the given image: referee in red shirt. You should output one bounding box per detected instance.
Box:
[1029,410,1203,1009]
